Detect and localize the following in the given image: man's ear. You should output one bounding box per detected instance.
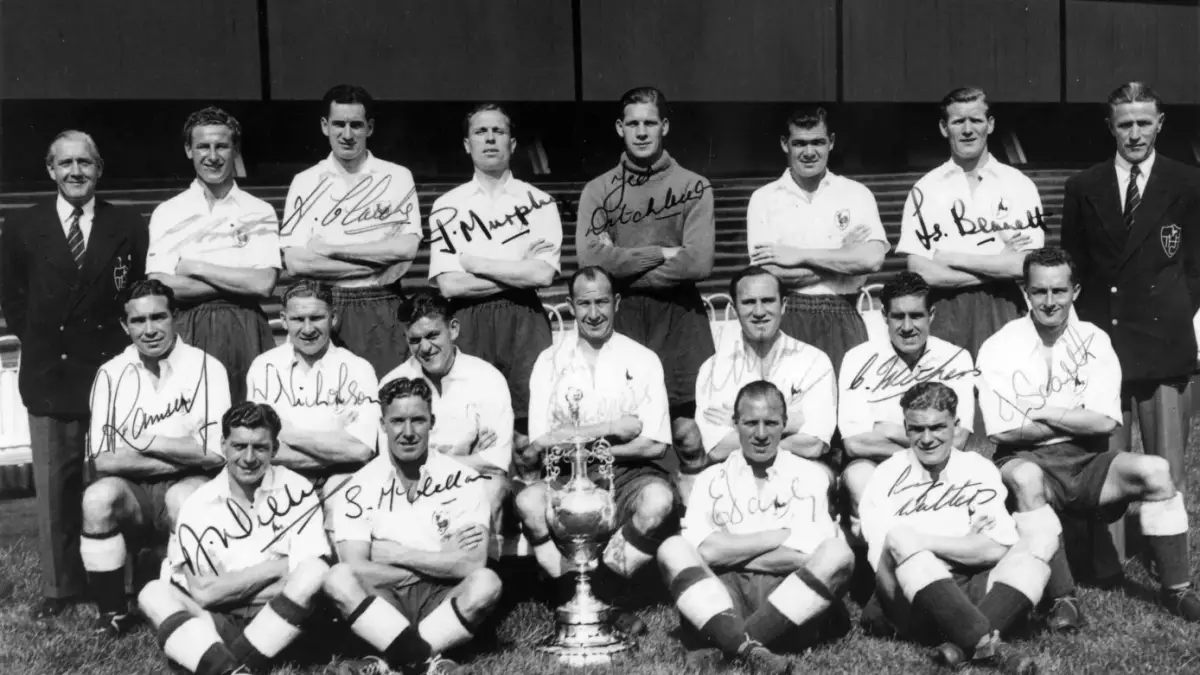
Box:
[938,118,950,139]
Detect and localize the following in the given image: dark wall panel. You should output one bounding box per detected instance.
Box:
[580,0,838,102]
[843,0,1060,102]
[267,0,574,101]
[1065,1,1200,104]
[1,0,261,99]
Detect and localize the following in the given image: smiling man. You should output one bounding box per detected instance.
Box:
[147,107,280,403]
[138,402,331,675]
[658,380,853,675]
[747,107,887,375]
[519,265,675,636]
[859,382,1052,674]
[1060,81,1200,492]
[838,272,977,524]
[576,86,715,492]
[282,85,422,377]
[427,103,561,448]
[324,377,503,675]
[895,87,1046,359]
[82,280,230,635]
[978,247,1200,628]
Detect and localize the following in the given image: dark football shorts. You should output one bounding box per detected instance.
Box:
[453,290,552,421]
[994,440,1124,522]
[780,293,868,378]
[175,298,274,403]
[378,578,458,622]
[332,285,409,378]
[928,281,1026,360]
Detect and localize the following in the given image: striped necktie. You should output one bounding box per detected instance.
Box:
[1123,163,1141,229]
[66,206,86,268]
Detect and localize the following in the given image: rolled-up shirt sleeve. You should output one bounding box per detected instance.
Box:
[680,468,718,549]
[794,350,836,445]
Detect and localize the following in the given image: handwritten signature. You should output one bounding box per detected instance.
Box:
[708,468,817,527]
[849,349,979,403]
[155,213,278,257]
[89,355,215,457]
[999,328,1096,423]
[909,186,1046,251]
[887,464,998,517]
[588,168,710,237]
[281,173,416,237]
[699,339,830,405]
[250,362,379,409]
[428,190,557,254]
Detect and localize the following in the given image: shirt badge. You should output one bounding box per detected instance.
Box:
[112,255,129,291]
[433,509,450,540]
[835,209,851,230]
[996,197,1010,219]
[1162,224,1180,258]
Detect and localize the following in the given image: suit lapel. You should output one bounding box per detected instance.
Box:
[1120,160,1182,267]
[29,202,80,276]
[77,201,127,287]
[1086,165,1127,247]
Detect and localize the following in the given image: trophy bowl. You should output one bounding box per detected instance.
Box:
[538,434,634,665]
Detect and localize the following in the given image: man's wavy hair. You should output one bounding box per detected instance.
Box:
[119,279,176,319]
[400,289,454,325]
[282,280,334,309]
[221,401,282,442]
[900,381,958,415]
[733,380,788,424]
[1022,247,1078,286]
[379,377,434,413]
[880,271,932,313]
[183,106,242,148]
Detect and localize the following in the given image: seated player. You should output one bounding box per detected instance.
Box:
[379,290,513,521]
[688,266,836,498]
[658,380,854,675]
[860,382,1057,674]
[518,265,676,635]
[979,247,1200,628]
[247,280,378,521]
[138,402,332,675]
[82,279,230,635]
[839,271,977,526]
[324,378,503,675]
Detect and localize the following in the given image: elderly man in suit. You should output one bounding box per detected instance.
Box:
[1061,82,1200,488]
[0,130,149,616]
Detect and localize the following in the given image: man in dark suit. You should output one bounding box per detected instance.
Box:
[1061,81,1200,622]
[0,130,149,615]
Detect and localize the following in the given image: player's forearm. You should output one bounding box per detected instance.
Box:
[698,530,790,569]
[323,234,419,267]
[763,264,822,289]
[843,432,907,461]
[935,250,1028,280]
[434,272,505,299]
[186,559,288,610]
[283,248,374,280]
[574,417,641,444]
[464,257,555,289]
[343,558,420,589]
[779,434,827,460]
[149,273,223,302]
[608,438,668,461]
[1033,407,1119,437]
[271,443,327,471]
[742,545,808,574]
[455,450,510,474]
[633,248,713,288]
[707,433,742,462]
[989,421,1059,446]
[280,428,375,465]
[143,435,226,469]
[920,533,1008,568]
[372,540,487,580]
[188,262,278,299]
[94,447,184,478]
[906,256,985,289]
[794,241,887,276]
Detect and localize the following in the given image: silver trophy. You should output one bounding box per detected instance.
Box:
[538,389,634,664]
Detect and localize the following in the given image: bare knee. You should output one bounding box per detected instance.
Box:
[82,479,126,529]
[842,460,876,511]
[164,477,205,528]
[632,481,677,530]
[138,579,186,625]
[285,558,331,602]
[672,419,707,471]
[1002,460,1048,509]
[515,482,549,527]
[883,525,924,562]
[1136,455,1175,498]
[656,534,698,573]
[322,563,365,611]
[461,568,503,611]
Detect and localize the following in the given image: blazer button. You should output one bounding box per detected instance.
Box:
[1110,287,1117,294]
[60,354,68,361]
[1112,319,1119,326]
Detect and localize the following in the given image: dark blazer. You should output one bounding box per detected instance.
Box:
[0,198,148,417]
[1061,155,1200,383]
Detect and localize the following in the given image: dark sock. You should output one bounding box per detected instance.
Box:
[976,582,1033,634]
[382,624,432,666]
[88,568,127,614]
[1147,533,1190,589]
[195,643,239,675]
[1045,543,1077,600]
[667,567,747,655]
[911,578,990,651]
[744,602,792,648]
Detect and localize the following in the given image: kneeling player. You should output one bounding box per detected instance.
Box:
[324,378,502,675]
[861,382,1057,674]
[138,402,332,675]
[83,279,230,634]
[658,381,852,675]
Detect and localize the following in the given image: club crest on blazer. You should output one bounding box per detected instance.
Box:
[1162,224,1181,258]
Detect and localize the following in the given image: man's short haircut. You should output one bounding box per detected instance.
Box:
[401,289,454,325]
[1022,247,1078,286]
[379,377,434,413]
[783,106,832,137]
[1107,81,1163,118]
[733,380,788,422]
[222,401,282,442]
[729,265,783,304]
[569,265,617,300]
[939,87,990,121]
[322,84,375,121]
[619,86,669,118]
[880,271,932,312]
[45,130,103,167]
[900,381,958,416]
[463,103,515,138]
[282,280,334,310]
[182,106,242,148]
[119,279,176,318]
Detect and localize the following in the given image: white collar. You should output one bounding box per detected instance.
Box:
[938,153,1001,179]
[122,336,190,375]
[774,169,836,199]
[323,151,379,178]
[56,195,96,223]
[726,449,785,482]
[469,170,520,197]
[1115,149,1156,178]
[187,179,243,207]
[210,464,289,502]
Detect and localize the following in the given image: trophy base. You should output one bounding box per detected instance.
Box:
[539,601,634,665]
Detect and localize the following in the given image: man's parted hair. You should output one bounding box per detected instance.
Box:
[119,279,176,317]
[939,87,990,121]
[733,380,788,423]
[322,84,375,121]
[222,401,282,442]
[1022,247,1078,286]
[900,381,958,415]
[729,265,783,304]
[463,103,515,138]
[401,289,454,325]
[880,271,932,312]
[45,130,103,168]
[183,106,242,148]
[619,86,669,118]
[282,280,334,310]
[379,377,434,413]
[784,106,832,137]
[1107,81,1163,118]
[569,265,617,300]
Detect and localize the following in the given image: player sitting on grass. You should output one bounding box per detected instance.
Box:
[658,380,854,675]
[138,402,332,675]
